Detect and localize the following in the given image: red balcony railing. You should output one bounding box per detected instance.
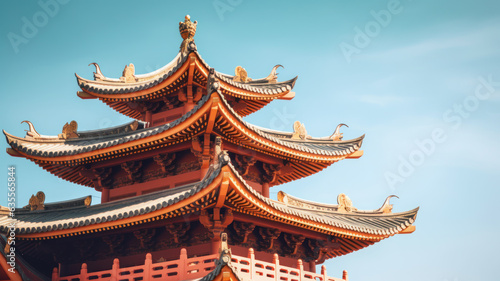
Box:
[52,248,348,281]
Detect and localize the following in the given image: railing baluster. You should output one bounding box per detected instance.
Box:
[297,259,303,281]
[52,267,58,281]
[179,248,188,281]
[273,253,279,281]
[47,251,346,281]
[144,253,152,279]
[111,258,119,281]
[248,248,255,280]
[321,265,327,281]
[80,263,88,281]
[342,270,348,281]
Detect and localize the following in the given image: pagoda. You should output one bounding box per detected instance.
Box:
[0,15,418,281]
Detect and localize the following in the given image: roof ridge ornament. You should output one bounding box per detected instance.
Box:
[264,64,284,83]
[233,66,252,83]
[291,121,309,140]
[337,193,356,213]
[88,62,105,81]
[329,123,349,141]
[120,63,137,83]
[376,195,399,214]
[179,15,197,54]
[208,68,220,93]
[217,233,232,264]
[59,120,79,139]
[21,120,41,138]
[28,191,45,211]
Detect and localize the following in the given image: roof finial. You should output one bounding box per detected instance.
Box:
[233,66,252,83]
[28,191,45,211]
[59,121,79,139]
[21,120,41,138]
[218,233,232,264]
[337,193,356,213]
[264,64,284,83]
[329,123,348,141]
[88,62,104,81]
[377,195,399,214]
[291,121,308,140]
[179,15,197,54]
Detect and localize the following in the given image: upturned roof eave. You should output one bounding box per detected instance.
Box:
[76,50,297,102]
[0,153,417,243]
[4,92,364,165]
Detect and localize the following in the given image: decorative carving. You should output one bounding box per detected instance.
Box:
[213,136,222,164]
[376,195,399,214]
[264,64,283,83]
[120,63,136,83]
[261,163,281,184]
[153,153,176,174]
[129,120,139,131]
[78,238,95,258]
[4,238,12,253]
[191,136,203,159]
[84,196,92,206]
[317,236,341,263]
[102,235,125,254]
[193,232,214,243]
[234,155,256,176]
[176,161,201,175]
[218,233,232,264]
[121,160,143,182]
[92,167,113,188]
[28,191,45,211]
[278,191,338,212]
[165,222,191,244]
[329,123,348,141]
[179,15,197,53]
[199,208,234,238]
[88,62,104,81]
[283,233,305,255]
[337,193,356,213]
[258,227,281,250]
[207,68,220,93]
[21,121,41,138]
[233,66,252,83]
[231,221,255,243]
[291,121,308,140]
[133,228,156,249]
[60,120,79,139]
[306,239,328,262]
[178,87,203,105]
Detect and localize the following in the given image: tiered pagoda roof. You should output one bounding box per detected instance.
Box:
[1,14,418,281]
[4,89,363,187]
[76,52,296,119]
[0,152,416,256]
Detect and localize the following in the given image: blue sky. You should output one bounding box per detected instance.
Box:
[1,0,499,280]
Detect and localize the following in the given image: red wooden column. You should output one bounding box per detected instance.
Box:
[262,182,270,197]
[101,188,110,203]
[309,260,316,273]
[145,110,152,126]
